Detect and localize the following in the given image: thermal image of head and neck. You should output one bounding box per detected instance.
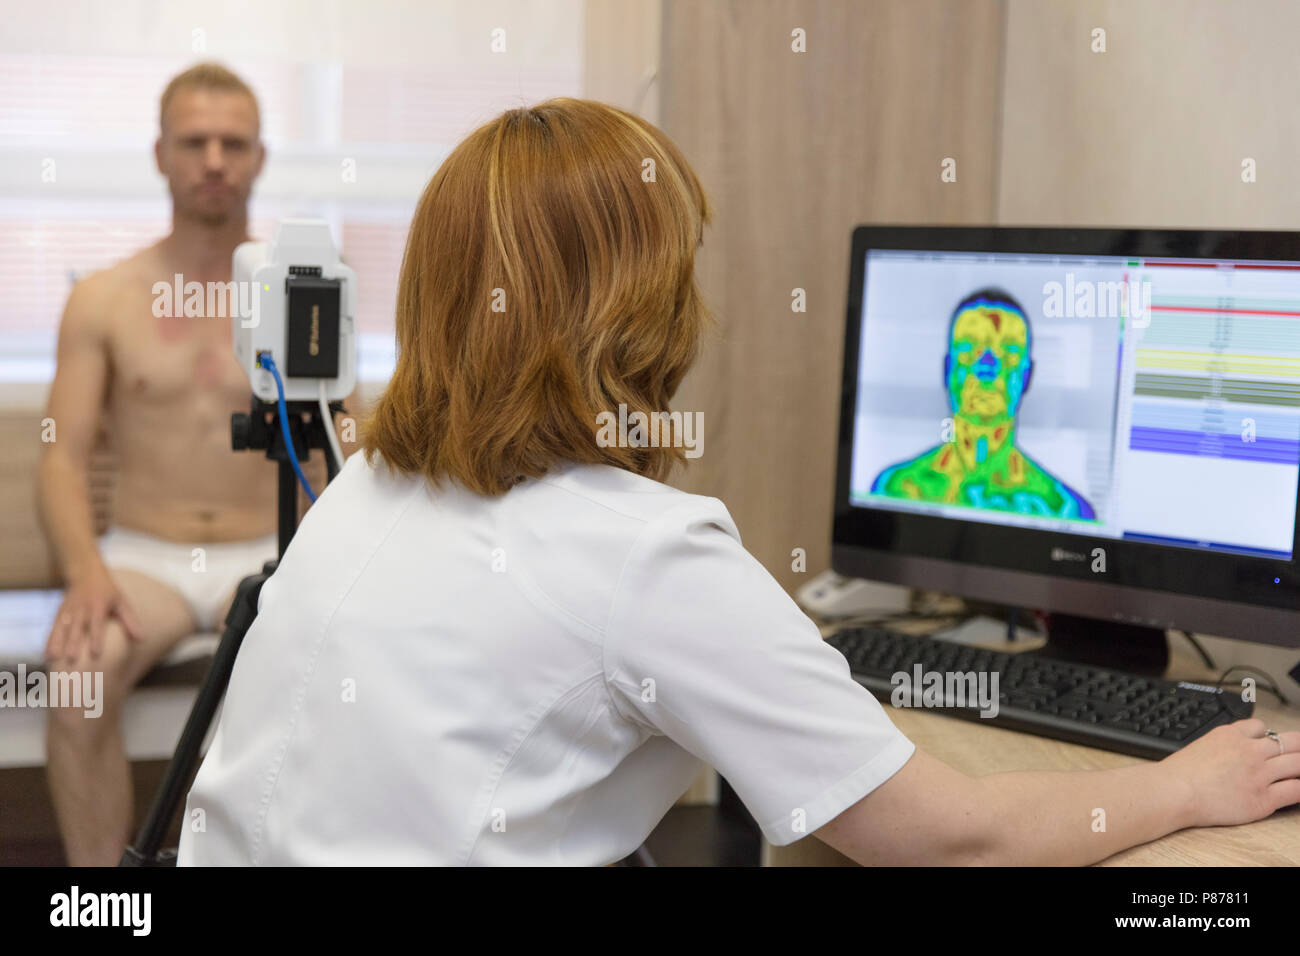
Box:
[870,288,1096,520]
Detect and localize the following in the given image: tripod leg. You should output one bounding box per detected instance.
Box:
[119,563,275,866]
[278,460,298,557]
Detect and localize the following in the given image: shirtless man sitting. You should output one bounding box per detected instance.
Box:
[37,63,324,866]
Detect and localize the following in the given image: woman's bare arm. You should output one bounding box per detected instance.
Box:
[814,719,1300,866]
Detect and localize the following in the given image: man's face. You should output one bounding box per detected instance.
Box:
[156,88,264,226]
[945,301,1031,424]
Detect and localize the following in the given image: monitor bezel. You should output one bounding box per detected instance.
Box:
[833,225,1300,647]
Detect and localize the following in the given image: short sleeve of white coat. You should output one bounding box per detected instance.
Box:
[602,499,917,847]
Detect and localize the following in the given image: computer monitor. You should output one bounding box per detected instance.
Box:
[833,226,1300,668]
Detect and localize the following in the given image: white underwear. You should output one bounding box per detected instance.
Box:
[97,527,278,632]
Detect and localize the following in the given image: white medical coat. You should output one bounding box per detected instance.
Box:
[177,453,914,865]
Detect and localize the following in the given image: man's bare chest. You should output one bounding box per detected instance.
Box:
[105,287,251,411]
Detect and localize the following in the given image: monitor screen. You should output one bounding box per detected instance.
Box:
[847,248,1300,560]
[833,227,1300,647]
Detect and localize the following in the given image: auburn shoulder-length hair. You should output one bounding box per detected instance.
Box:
[363,97,713,496]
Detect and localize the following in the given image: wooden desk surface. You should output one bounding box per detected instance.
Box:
[765,620,1300,866]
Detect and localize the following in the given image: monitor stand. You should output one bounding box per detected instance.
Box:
[1030,613,1170,677]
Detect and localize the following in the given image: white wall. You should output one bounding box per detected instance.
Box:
[998,0,1300,228]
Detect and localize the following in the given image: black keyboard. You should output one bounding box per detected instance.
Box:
[826,625,1251,760]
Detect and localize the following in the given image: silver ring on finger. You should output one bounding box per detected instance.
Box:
[1265,729,1284,755]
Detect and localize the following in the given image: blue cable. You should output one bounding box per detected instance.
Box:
[257,353,318,503]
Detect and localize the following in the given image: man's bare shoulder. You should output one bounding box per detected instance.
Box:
[62,242,166,335]
[73,243,167,298]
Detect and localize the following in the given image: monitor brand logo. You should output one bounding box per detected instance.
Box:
[1050,547,1085,562]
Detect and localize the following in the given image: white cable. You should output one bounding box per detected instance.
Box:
[631,67,658,118]
[319,380,345,473]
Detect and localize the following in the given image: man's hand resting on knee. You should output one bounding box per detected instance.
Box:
[46,561,142,664]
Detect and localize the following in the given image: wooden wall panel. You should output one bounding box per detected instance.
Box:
[0,409,113,590]
[659,0,1006,594]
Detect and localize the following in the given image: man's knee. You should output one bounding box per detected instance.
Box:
[47,619,135,728]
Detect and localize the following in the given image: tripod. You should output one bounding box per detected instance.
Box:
[119,394,341,866]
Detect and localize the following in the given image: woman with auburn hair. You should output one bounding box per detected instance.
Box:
[179,98,1299,866]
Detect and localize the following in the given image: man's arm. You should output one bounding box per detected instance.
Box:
[814,720,1300,866]
[37,278,140,659]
